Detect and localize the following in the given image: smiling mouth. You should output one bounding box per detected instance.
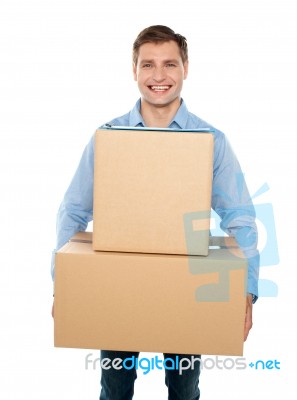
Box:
[148,85,171,92]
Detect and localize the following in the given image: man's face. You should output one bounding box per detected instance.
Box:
[133,41,188,108]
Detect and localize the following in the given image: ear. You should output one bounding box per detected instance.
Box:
[183,61,189,80]
[133,63,137,81]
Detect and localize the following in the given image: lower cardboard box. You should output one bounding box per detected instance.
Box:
[54,233,247,356]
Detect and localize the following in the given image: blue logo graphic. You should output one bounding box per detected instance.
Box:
[184,174,279,301]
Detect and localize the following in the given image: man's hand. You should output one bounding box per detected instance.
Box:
[52,301,54,319]
[244,294,253,341]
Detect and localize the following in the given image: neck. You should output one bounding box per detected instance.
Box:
[140,97,181,128]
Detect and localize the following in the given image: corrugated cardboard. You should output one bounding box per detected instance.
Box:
[54,233,247,356]
[93,128,214,256]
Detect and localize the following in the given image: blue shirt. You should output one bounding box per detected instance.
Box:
[52,98,259,298]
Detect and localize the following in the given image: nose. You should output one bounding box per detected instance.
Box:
[152,66,166,82]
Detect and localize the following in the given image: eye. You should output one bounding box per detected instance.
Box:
[142,63,152,69]
[166,63,176,68]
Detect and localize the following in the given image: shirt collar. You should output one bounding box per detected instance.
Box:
[169,99,188,129]
[129,98,189,129]
[129,99,145,127]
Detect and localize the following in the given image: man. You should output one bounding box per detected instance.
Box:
[52,25,259,400]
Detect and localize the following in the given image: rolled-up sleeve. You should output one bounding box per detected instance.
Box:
[51,134,95,280]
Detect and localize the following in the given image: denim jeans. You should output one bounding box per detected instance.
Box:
[99,350,200,400]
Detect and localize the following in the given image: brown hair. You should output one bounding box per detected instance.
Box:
[132,25,188,65]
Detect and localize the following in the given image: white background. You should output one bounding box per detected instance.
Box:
[1,0,296,398]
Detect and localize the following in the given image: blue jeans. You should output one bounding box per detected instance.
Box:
[99,350,200,400]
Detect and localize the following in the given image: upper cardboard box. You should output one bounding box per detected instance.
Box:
[93,127,214,256]
[54,233,247,356]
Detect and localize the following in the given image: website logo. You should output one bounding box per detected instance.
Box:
[85,354,281,374]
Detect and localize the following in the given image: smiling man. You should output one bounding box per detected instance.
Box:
[52,25,259,400]
[133,40,188,127]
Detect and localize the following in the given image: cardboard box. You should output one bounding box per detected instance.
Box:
[93,128,214,256]
[54,233,247,356]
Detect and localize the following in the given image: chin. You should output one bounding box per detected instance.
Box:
[143,94,179,107]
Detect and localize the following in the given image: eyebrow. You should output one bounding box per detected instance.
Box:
[139,59,180,64]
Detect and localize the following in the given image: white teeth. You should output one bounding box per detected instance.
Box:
[150,86,170,90]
